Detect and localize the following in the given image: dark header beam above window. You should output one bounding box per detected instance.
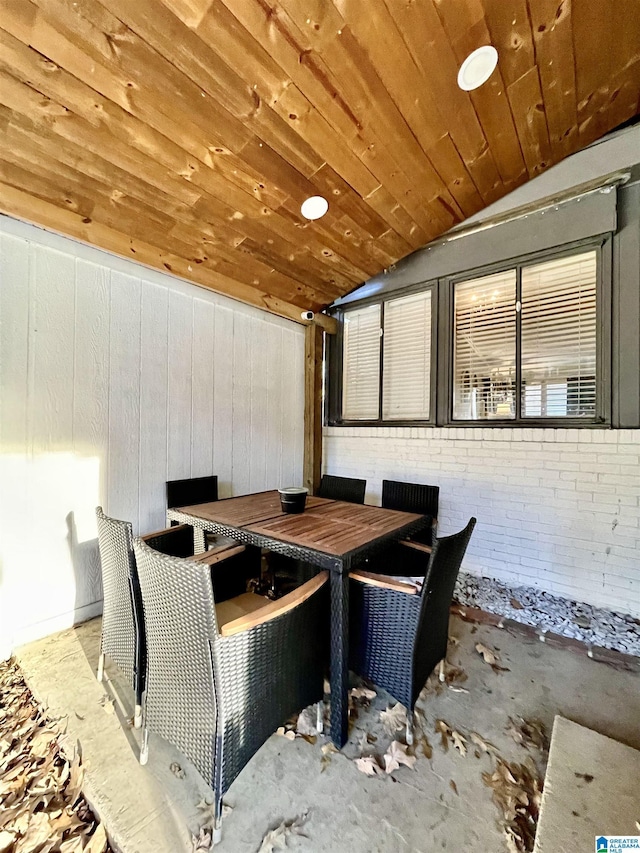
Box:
[333,187,617,309]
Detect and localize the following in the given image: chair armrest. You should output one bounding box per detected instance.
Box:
[219,571,329,637]
[399,539,432,555]
[188,544,246,565]
[141,523,191,541]
[349,569,419,595]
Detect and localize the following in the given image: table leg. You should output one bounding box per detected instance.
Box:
[193,527,206,554]
[329,567,349,747]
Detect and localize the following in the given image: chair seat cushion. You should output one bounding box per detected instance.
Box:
[216,592,270,629]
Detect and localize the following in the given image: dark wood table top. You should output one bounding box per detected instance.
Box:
[175,490,334,527]
[175,490,424,558]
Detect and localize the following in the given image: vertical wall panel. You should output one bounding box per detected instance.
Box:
[167,290,193,481]
[108,271,142,527]
[232,312,252,495]
[0,214,305,652]
[213,304,234,496]
[139,281,169,534]
[191,299,215,479]
[265,327,284,488]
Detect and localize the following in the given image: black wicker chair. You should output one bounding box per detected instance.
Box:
[167,475,222,551]
[132,538,328,843]
[349,518,476,734]
[318,474,366,504]
[96,508,258,730]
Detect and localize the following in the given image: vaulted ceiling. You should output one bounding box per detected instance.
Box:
[1,0,639,323]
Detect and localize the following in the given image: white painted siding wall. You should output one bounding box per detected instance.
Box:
[324,426,640,619]
[0,215,304,654]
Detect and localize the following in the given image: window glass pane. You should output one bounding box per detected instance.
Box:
[382,290,431,419]
[342,304,381,419]
[453,270,517,420]
[521,251,597,418]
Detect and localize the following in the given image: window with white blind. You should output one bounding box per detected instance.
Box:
[340,290,433,422]
[342,303,381,419]
[383,291,432,419]
[452,249,598,422]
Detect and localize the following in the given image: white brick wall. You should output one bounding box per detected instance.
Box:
[323,427,640,619]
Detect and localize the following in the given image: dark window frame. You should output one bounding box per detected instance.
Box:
[326,236,612,428]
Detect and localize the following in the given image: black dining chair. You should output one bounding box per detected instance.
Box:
[167,475,223,551]
[381,479,439,546]
[133,537,328,843]
[349,518,476,739]
[318,474,366,504]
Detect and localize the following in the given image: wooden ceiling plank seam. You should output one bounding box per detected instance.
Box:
[528,0,579,162]
[437,8,529,188]
[325,0,481,219]
[363,185,431,250]
[26,0,387,270]
[482,0,537,88]
[0,152,332,308]
[0,25,371,295]
[159,0,215,29]
[571,0,614,110]
[577,56,640,149]
[506,65,554,178]
[0,60,353,297]
[382,0,503,204]
[214,0,449,239]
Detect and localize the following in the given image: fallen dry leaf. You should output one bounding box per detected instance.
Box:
[450,780,459,795]
[192,825,212,852]
[275,727,295,741]
[470,732,500,757]
[99,695,115,716]
[380,703,407,736]
[482,756,543,853]
[170,762,185,779]
[320,742,338,772]
[383,741,416,774]
[475,643,498,665]
[435,719,451,752]
[85,823,108,853]
[258,811,309,852]
[354,755,384,777]
[507,718,548,753]
[350,687,376,702]
[510,597,524,610]
[451,730,468,757]
[0,659,114,853]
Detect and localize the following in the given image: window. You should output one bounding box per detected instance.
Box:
[340,289,433,422]
[452,250,599,422]
[330,243,607,427]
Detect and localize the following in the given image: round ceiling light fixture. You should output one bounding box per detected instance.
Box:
[301,195,329,220]
[457,45,498,91]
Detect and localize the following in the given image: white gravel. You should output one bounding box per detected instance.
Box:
[454,572,640,657]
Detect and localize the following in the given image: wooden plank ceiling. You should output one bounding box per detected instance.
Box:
[1,0,639,323]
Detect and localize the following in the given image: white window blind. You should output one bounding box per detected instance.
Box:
[342,304,381,419]
[453,270,517,420]
[382,290,431,419]
[521,251,597,418]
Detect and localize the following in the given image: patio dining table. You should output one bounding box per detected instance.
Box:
[167,490,428,747]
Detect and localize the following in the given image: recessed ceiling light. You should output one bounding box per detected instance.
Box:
[457,45,498,91]
[301,196,329,220]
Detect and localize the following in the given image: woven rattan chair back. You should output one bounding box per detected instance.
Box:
[95,507,144,702]
[318,474,366,504]
[133,539,219,783]
[412,517,476,702]
[381,479,439,518]
[166,475,218,509]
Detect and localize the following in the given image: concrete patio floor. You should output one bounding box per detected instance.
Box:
[15,615,640,853]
